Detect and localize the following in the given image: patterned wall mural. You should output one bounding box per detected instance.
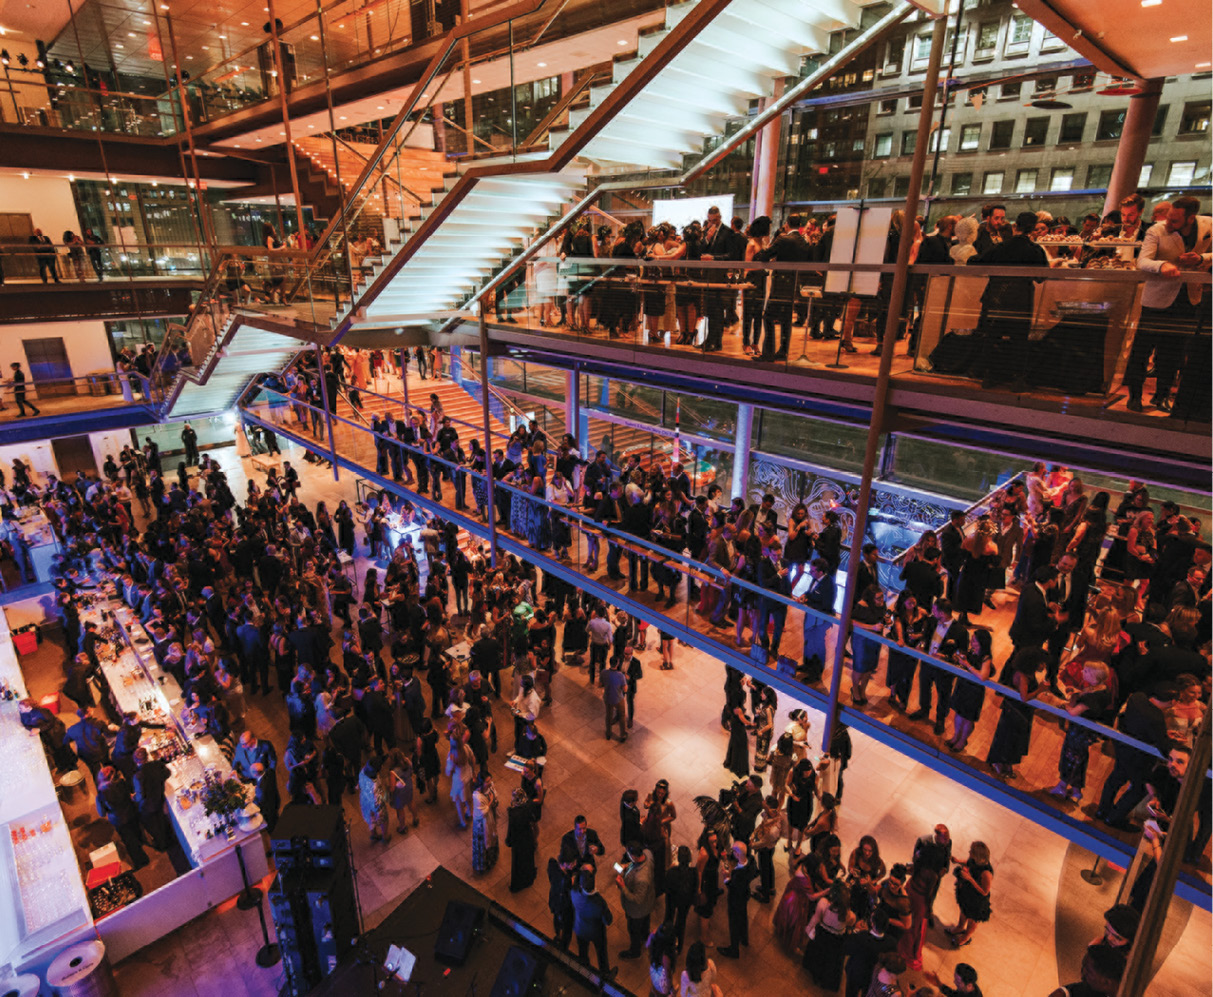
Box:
[747,455,958,586]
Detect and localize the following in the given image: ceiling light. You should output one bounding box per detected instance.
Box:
[152,180,158,186]
[308,123,315,128]
[21,171,29,179]
[376,105,384,110]
[241,21,249,26]
[617,39,627,45]
[1197,62,1212,68]
[67,174,74,181]
[128,31,137,37]
[185,55,192,60]
[115,42,124,48]
[471,78,480,84]
[536,61,546,67]
[218,34,226,39]
[1170,34,1188,41]
[1140,0,1162,5]
[339,115,347,119]
[202,46,209,51]
[310,34,319,40]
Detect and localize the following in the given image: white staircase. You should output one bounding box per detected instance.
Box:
[165,321,305,419]
[349,0,872,326]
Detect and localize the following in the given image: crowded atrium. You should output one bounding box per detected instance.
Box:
[0,0,1209,996]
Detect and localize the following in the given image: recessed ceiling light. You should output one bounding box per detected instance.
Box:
[185,55,192,59]
[115,42,124,48]
[202,46,209,50]
[1170,34,1188,41]
[218,34,226,39]
[339,115,347,120]
[1140,0,1162,5]
[310,34,318,40]
[1197,61,1212,68]
[241,21,249,26]
[127,31,136,37]
[376,105,384,110]
[536,61,546,67]
[21,171,30,179]
[142,18,151,24]
[617,39,627,45]
[67,174,74,181]
[471,78,481,84]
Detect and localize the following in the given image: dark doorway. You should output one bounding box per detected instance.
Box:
[0,212,36,280]
[51,436,98,483]
[22,337,74,397]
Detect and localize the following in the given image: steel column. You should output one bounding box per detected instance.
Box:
[1103,78,1164,217]
[822,14,947,752]
[479,311,498,568]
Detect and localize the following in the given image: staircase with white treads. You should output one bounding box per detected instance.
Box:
[346,0,876,327]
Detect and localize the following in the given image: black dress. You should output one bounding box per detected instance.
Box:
[506,802,537,891]
[955,550,998,617]
[986,665,1038,766]
[786,764,816,831]
[954,858,993,922]
[723,709,750,778]
[949,651,990,723]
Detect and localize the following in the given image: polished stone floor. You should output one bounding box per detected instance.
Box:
[94,436,1211,997]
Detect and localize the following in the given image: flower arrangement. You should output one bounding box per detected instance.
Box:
[201,771,246,819]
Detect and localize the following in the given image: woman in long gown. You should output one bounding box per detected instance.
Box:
[505,788,538,891]
[785,757,817,854]
[773,852,817,954]
[954,519,1000,626]
[987,648,1046,778]
[358,756,389,842]
[471,772,499,873]
[722,700,751,779]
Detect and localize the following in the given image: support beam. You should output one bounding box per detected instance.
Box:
[822,13,947,753]
[479,312,498,568]
[1103,78,1164,217]
[564,369,578,439]
[731,403,754,500]
[750,78,784,220]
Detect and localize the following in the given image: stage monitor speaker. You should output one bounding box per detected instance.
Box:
[270,805,347,871]
[433,900,484,966]
[490,946,540,997]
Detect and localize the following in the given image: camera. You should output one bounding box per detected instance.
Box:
[718,779,746,809]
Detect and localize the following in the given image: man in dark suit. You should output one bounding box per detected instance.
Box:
[470,626,503,698]
[917,215,956,264]
[65,708,111,780]
[718,841,758,958]
[1096,685,1177,831]
[755,213,810,361]
[972,203,1006,257]
[899,546,944,612]
[699,205,743,352]
[235,612,266,690]
[232,730,278,782]
[968,210,1049,390]
[856,543,881,598]
[96,766,149,869]
[1009,565,1060,653]
[800,558,836,684]
[132,747,172,851]
[560,815,606,869]
[938,511,966,600]
[571,869,613,973]
[911,600,969,734]
[257,545,284,596]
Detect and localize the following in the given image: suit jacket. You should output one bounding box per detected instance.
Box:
[1008,582,1055,648]
[233,737,277,780]
[132,759,171,816]
[254,768,280,828]
[803,574,837,620]
[1049,572,1086,632]
[559,827,605,866]
[939,523,964,573]
[1138,215,1212,308]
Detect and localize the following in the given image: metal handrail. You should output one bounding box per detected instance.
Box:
[238,383,1192,770]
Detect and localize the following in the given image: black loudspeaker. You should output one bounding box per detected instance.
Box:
[433,900,484,966]
[271,805,346,873]
[490,946,541,997]
[306,867,360,976]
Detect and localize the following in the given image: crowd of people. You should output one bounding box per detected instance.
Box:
[517,194,1211,416]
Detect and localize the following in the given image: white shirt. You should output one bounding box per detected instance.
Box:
[1137,216,1212,309]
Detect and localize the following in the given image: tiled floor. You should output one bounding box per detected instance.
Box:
[93,436,1210,997]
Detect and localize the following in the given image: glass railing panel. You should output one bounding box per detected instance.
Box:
[466,254,1211,430]
[0,243,210,282]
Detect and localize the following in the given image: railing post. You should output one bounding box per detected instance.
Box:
[821,13,947,753]
[1117,712,1211,997]
[314,345,340,481]
[479,312,498,569]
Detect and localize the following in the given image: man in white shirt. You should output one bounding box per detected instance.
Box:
[1127,195,1212,411]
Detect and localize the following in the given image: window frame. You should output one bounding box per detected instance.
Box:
[989,120,1015,149]
[1050,167,1075,192]
[982,170,1005,194]
[1015,168,1039,194]
[1058,112,1086,144]
[1022,117,1049,147]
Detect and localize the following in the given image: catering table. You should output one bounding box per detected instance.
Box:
[0,628,95,973]
[0,582,270,971]
[0,508,61,584]
[78,586,266,867]
[383,514,423,556]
